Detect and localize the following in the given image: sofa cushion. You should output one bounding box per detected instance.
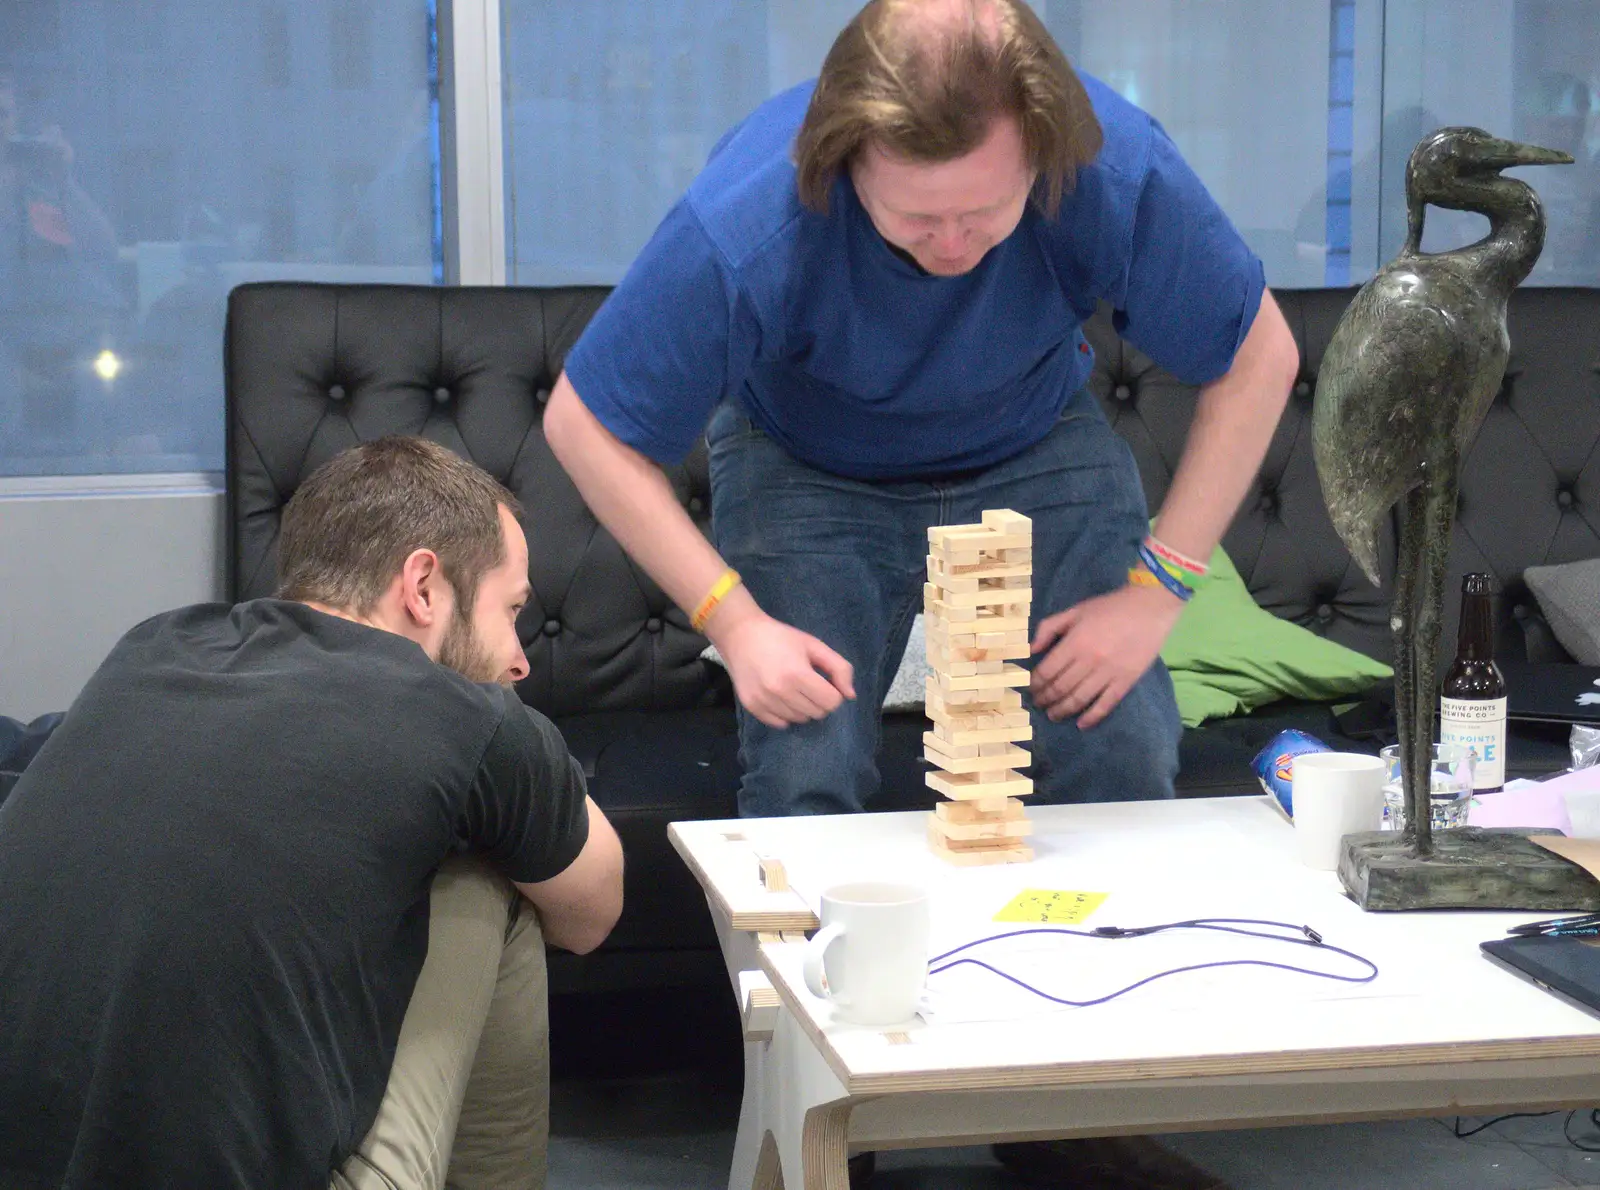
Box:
[1524,557,1600,664]
[1162,543,1392,726]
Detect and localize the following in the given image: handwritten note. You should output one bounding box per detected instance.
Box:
[994,888,1108,925]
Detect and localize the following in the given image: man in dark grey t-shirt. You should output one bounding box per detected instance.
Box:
[0,437,624,1190]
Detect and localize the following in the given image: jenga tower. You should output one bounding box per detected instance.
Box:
[923,509,1035,865]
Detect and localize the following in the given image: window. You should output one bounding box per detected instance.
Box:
[1381,0,1600,285]
[500,0,1372,290]
[0,0,445,478]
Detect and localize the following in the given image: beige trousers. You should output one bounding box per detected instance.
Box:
[331,857,550,1190]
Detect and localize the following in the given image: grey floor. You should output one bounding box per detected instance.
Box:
[547,1072,1600,1190]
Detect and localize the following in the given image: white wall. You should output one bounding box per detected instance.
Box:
[0,486,224,721]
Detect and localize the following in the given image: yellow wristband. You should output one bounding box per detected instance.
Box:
[1128,565,1164,589]
[691,568,742,632]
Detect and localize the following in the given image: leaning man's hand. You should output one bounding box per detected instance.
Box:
[1030,584,1183,728]
[717,609,856,729]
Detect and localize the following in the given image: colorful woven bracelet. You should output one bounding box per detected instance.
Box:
[1144,535,1209,579]
[690,568,742,632]
[1134,545,1193,602]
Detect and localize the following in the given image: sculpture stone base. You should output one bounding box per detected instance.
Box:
[1338,827,1600,912]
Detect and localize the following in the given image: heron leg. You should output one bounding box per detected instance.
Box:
[1394,486,1423,853]
[1412,472,1459,857]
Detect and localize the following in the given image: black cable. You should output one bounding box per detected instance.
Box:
[1451,1108,1600,1152]
[1452,1111,1555,1138]
[1564,1108,1600,1153]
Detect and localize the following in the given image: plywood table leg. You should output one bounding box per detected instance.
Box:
[756,1010,852,1190]
[730,1034,775,1190]
[707,892,762,1001]
[800,1102,852,1190]
[751,1130,784,1190]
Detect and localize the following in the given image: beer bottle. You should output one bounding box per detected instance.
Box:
[1439,572,1507,793]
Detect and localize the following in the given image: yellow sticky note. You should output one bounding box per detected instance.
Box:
[994,888,1108,925]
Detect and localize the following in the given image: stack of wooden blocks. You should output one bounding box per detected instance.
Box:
[923,509,1035,866]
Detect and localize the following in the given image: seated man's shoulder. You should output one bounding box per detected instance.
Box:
[473,684,563,756]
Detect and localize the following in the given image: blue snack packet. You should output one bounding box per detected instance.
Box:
[1251,729,1332,817]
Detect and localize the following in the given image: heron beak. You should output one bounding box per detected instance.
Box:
[1482,138,1574,169]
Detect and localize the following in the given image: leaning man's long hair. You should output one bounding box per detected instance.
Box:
[793,0,1103,217]
[277,435,521,618]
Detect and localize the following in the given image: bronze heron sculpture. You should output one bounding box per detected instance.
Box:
[1313,127,1570,861]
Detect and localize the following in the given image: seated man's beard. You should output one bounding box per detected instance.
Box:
[437,605,505,685]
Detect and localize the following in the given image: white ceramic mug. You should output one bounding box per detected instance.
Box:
[1292,751,1387,870]
[801,882,929,1026]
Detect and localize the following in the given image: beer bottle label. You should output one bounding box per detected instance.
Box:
[1439,696,1507,790]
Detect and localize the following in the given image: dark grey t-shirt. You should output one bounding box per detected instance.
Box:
[0,599,588,1189]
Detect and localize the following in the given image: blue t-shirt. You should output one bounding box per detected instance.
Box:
[565,74,1265,481]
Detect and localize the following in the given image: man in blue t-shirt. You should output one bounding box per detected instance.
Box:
[547,0,1299,817]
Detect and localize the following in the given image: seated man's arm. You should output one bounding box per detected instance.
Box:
[464,694,625,955]
[514,795,623,955]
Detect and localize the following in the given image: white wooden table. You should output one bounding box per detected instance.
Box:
[668,796,1600,1190]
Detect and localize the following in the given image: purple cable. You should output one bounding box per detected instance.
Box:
[926,917,1379,1008]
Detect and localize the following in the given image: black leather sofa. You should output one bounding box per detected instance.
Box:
[223,283,1600,994]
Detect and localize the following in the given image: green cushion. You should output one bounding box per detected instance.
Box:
[1159,544,1391,727]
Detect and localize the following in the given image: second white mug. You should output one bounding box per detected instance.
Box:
[1291,751,1387,870]
[801,881,929,1026]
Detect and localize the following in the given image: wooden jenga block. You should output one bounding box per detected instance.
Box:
[926,820,1035,865]
[929,568,981,595]
[974,630,1029,650]
[928,641,1029,669]
[925,647,1015,677]
[935,797,1027,823]
[930,558,1032,584]
[925,624,978,648]
[965,610,1031,634]
[926,769,1034,800]
[928,813,1034,842]
[925,604,1030,636]
[938,529,1033,552]
[982,509,1032,534]
[933,682,1022,708]
[929,721,1033,747]
[934,664,1030,693]
[927,541,985,567]
[924,703,1030,732]
[934,585,1033,609]
[922,731,981,759]
[926,682,1019,713]
[923,743,1030,773]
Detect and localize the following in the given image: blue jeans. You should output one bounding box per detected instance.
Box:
[706,394,1181,818]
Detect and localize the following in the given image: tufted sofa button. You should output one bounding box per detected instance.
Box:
[688,497,705,514]
[542,618,561,637]
[1257,491,1277,515]
[1558,488,1575,508]
[328,384,346,402]
[433,386,451,405]
[1294,380,1312,398]
[1316,603,1334,622]
[645,617,663,634]
[1512,603,1530,621]
[1113,383,1132,402]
